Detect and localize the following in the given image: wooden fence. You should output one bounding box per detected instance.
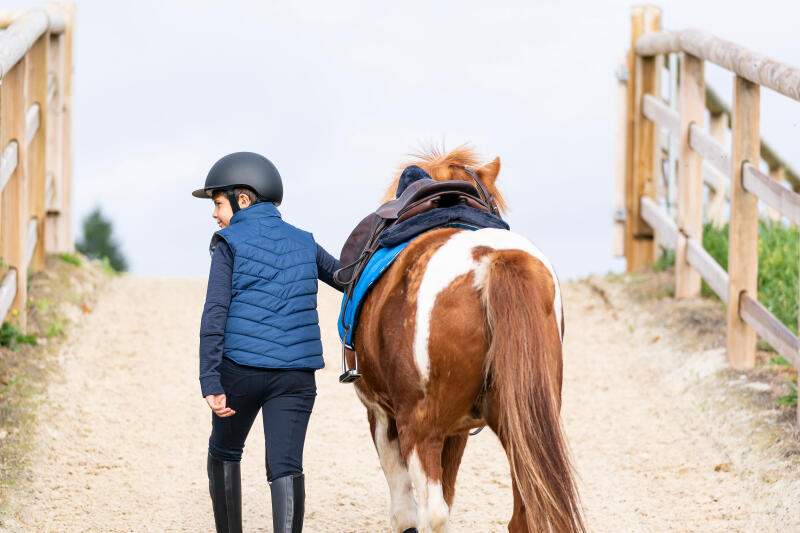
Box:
[0,3,73,329]
[616,5,800,425]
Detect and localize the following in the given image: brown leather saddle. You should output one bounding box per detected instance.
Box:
[334,173,497,290]
[334,167,499,383]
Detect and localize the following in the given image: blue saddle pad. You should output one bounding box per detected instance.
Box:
[337,223,483,347]
[338,239,413,346]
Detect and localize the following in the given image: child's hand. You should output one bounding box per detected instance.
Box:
[205,394,236,417]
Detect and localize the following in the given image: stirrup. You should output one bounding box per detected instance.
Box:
[339,336,361,384]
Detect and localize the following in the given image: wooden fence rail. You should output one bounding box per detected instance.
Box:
[618,5,800,425]
[0,3,73,329]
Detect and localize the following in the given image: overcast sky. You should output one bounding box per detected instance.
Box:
[13,0,800,279]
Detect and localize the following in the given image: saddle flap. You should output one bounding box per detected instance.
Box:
[334,212,384,286]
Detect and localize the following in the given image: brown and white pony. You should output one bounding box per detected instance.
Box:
[348,147,584,533]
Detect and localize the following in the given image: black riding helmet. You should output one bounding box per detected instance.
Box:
[192,152,284,213]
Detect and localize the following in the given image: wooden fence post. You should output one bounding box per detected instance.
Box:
[26,34,48,272]
[45,21,63,253]
[44,1,73,254]
[675,53,705,298]
[0,61,29,328]
[727,76,760,369]
[625,5,660,271]
[706,112,727,228]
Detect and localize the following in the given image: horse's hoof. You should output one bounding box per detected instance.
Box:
[402,529,418,533]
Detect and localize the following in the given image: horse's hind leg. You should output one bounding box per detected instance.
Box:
[406,433,449,533]
[508,479,531,533]
[441,433,468,508]
[486,406,530,533]
[367,408,418,533]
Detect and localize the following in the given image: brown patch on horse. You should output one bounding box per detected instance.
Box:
[403,269,490,489]
[482,249,584,532]
[424,270,489,433]
[471,245,495,261]
[352,227,465,427]
[380,145,508,214]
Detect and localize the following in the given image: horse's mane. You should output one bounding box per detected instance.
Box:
[380,144,508,214]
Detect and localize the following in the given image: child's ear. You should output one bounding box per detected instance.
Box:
[238,194,251,209]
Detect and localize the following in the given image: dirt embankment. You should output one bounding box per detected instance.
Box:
[0,254,108,504]
[1,269,798,531]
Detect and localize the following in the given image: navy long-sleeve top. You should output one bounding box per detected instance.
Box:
[199,239,342,397]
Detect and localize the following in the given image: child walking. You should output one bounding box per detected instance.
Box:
[192,152,342,533]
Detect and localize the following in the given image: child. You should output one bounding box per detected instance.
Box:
[192,152,342,533]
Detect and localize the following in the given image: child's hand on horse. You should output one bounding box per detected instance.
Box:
[205,394,236,417]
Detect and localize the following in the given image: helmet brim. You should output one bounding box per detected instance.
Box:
[192,188,213,198]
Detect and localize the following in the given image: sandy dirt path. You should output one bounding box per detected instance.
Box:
[1,274,797,532]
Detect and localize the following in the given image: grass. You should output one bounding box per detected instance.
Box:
[46,316,66,338]
[771,355,799,406]
[653,221,800,408]
[655,220,799,335]
[0,376,22,396]
[778,385,798,407]
[701,222,731,299]
[99,256,118,276]
[35,297,52,313]
[58,253,82,266]
[0,322,38,350]
[651,247,675,272]
[705,220,798,335]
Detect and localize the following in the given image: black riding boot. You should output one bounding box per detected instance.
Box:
[269,473,305,533]
[207,453,243,533]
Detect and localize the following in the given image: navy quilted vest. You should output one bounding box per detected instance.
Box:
[215,202,324,370]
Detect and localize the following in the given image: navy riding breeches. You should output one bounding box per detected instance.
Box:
[208,357,316,482]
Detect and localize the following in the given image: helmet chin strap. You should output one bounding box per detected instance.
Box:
[226,189,241,215]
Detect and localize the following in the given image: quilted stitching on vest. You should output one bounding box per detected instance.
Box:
[216,202,324,369]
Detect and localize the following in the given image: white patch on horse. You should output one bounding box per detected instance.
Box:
[408,450,449,533]
[414,228,563,381]
[355,389,417,532]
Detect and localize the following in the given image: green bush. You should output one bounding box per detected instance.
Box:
[757,220,799,334]
[699,221,799,334]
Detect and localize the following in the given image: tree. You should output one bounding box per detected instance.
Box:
[76,208,128,272]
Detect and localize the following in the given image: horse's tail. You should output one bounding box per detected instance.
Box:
[480,249,585,533]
